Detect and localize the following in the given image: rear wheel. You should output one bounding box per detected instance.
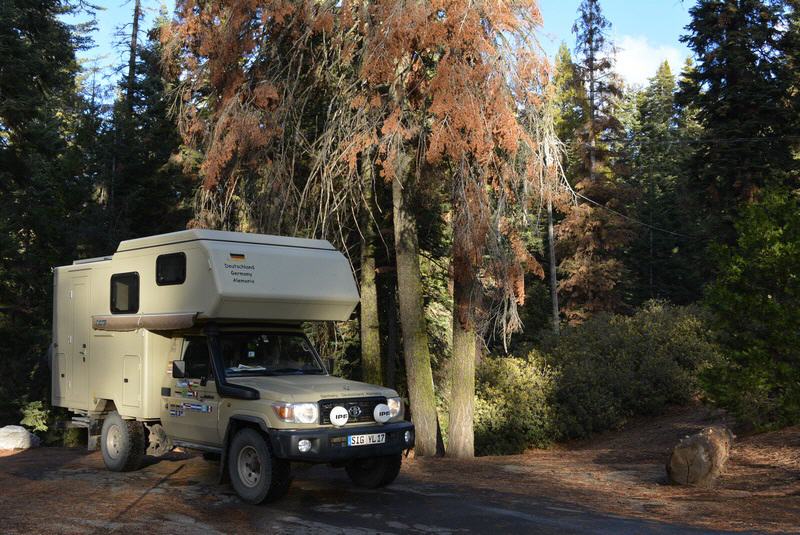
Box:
[345,454,402,489]
[228,428,291,504]
[100,411,145,472]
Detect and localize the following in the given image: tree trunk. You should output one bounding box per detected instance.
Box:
[359,154,382,385]
[588,1,596,183]
[381,269,399,390]
[547,194,560,334]
[667,426,733,487]
[447,255,476,458]
[126,0,141,114]
[392,152,439,457]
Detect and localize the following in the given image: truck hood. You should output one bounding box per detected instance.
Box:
[226,375,396,402]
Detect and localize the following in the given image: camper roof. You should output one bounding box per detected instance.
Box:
[116,229,335,253]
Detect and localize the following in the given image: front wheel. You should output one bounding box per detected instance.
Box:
[100,411,145,472]
[345,454,402,489]
[228,428,291,504]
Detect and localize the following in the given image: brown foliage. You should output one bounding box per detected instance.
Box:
[165,0,568,338]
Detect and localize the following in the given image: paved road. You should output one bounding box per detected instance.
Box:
[0,448,750,534]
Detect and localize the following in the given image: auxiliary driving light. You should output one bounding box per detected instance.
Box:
[298,439,312,453]
[404,430,413,445]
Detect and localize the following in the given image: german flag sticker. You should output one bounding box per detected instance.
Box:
[229,253,246,261]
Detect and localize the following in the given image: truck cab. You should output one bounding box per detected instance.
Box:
[52,230,414,503]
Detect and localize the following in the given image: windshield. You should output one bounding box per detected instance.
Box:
[218,332,325,376]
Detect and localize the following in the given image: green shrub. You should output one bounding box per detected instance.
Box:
[703,191,800,430]
[546,301,721,439]
[474,352,557,455]
[20,400,49,432]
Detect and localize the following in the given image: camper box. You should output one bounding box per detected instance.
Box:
[51,229,359,419]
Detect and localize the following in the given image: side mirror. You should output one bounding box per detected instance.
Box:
[325,358,336,376]
[172,360,186,379]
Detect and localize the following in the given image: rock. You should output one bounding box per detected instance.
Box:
[0,425,41,450]
[667,425,733,487]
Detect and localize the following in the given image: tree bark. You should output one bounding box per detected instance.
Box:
[392,152,439,457]
[547,194,560,334]
[381,270,399,390]
[587,0,597,183]
[126,0,141,114]
[359,154,382,385]
[447,254,476,458]
[667,426,733,487]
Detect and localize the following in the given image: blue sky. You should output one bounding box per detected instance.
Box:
[539,0,693,86]
[70,0,694,87]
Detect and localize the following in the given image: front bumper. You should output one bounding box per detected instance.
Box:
[269,420,414,462]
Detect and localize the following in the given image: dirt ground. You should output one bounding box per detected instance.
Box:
[404,404,800,533]
[0,404,797,534]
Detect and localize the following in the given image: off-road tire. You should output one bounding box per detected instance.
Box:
[100,411,145,472]
[228,428,291,504]
[345,453,402,489]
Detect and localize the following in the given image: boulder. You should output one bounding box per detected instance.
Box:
[667,425,733,487]
[0,425,41,450]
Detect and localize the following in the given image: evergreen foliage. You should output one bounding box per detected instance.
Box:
[0,0,90,425]
[546,302,721,439]
[703,191,800,430]
[679,0,796,240]
[0,0,799,447]
[557,0,635,323]
[622,62,704,305]
[0,2,192,428]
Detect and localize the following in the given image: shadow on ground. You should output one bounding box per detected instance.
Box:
[0,404,796,534]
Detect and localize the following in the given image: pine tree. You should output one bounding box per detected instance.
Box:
[624,62,702,304]
[557,0,634,322]
[0,0,90,424]
[678,0,795,241]
[101,11,194,248]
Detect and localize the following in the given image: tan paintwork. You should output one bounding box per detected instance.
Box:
[51,230,380,445]
[160,332,400,446]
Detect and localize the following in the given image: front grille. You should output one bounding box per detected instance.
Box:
[319,397,386,425]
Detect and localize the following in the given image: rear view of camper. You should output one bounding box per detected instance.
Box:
[51,230,414,503]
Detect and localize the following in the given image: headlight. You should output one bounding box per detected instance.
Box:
[387,397,403,419]
[272,402,319,424]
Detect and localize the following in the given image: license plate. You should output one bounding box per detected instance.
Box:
[347,433,386,446]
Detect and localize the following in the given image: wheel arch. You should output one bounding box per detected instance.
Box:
[219,415,271,483]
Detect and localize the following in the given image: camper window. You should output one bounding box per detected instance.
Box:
[110,272,139,314]
[156,252,186,286]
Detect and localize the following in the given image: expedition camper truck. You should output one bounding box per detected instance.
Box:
[51,229,414,503]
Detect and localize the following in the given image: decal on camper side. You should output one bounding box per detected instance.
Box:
[224,253,257,285]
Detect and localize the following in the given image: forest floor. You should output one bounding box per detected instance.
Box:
[0,404,797,534]
[405,403,800,533]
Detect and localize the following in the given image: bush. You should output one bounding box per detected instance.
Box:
[546,301,721,439]
[20,400,49,432]
[703,191,800,430]
[474,352,557,455]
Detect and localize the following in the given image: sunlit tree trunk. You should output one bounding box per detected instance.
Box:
[547,194,560,334]
[359,153,382,385]
[392,151,439,457]
[447,252,476,458]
